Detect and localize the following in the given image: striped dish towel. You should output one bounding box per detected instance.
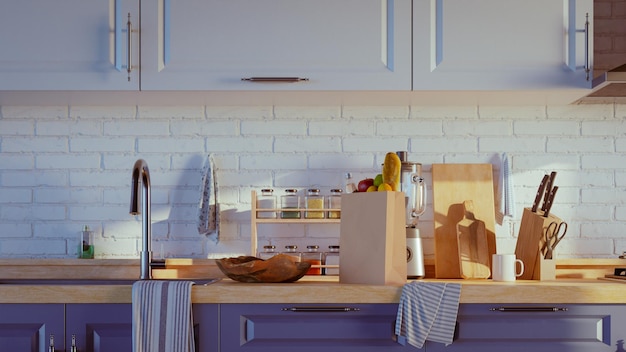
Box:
[395,282,461,348]
[132,280,195,352]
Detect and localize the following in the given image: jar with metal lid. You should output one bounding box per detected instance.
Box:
[256,189,277,219]
[301,245,322,275]
[280,189,301,219]
[258,245,277,260]
[326,189,342,219]
[282,245,301,261]
[324,245,340,275]
[305,188,325,219]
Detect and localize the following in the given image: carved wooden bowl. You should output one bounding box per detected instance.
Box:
[216,254,311,283]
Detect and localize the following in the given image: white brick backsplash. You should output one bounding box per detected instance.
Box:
[548,137,614,153]
[2,103,626,259]
[0,120,34,135]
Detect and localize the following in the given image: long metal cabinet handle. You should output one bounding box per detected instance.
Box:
[282,306,360,312]
[127,13,133,81]
[241,77,310,83]
[489,306,568,312]
[585,12,591,81]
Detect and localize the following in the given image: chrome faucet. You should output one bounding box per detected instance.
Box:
[130,159,152,280]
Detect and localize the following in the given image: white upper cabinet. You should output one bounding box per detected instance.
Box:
[412,0,594,90]
[0,0,140,90]
[140,0,412,90]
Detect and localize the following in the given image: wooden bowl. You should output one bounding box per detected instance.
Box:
[216,254,311,283]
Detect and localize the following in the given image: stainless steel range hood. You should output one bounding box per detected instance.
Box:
[576,64,626,103]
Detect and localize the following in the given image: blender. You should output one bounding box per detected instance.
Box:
[396,151,427,278]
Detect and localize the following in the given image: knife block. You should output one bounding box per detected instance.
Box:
[514,208,561,280]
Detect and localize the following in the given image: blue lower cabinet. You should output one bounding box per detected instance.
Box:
[220,303,422,351]
[66,304,133,352]
[0,304,64,352]
[427,304,626,352]
[194,304,220,352]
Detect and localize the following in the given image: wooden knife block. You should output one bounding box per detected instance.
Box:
[514,208,561,280]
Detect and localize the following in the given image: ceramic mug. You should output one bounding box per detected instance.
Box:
[492,254,524,281]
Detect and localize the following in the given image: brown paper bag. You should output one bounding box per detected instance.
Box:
[339,192,407,285]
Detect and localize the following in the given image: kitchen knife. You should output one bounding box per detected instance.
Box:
[541,171,557,211]
[531,174,549,212]
[543,186,558,217]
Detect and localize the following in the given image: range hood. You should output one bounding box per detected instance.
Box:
[576,64,626,103]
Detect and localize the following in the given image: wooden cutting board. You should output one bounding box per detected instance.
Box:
[432,164,497,279]
[457,200,491,279]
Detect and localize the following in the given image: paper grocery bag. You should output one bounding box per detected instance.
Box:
[339,192,407,285]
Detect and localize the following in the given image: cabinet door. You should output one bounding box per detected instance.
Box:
[427,304,626,352]
[194,304,219,352]
[220,303,421,351]
[140,0,411,91]
[413,0,593,90]
[0,304,64,352]
[66,304,132,352]
[0,0,139,90]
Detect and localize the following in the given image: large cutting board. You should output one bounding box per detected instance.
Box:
[432,164,497,278]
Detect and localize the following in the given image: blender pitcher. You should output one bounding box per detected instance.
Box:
[396,151,427,278]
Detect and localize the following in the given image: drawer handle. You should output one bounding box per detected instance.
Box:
[489,306,568,312]
[241,77,310,83]
[282,306,360,312]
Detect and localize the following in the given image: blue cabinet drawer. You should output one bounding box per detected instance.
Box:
[220,303,420,351]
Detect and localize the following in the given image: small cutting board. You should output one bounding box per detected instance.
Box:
[433,164,497,278]
[457,200,491,279]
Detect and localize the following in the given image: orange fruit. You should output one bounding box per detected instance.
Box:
[378,183,393,192]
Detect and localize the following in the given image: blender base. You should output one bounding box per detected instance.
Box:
[406,227,425,279]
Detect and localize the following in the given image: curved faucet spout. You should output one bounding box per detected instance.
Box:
[130,159,152,280]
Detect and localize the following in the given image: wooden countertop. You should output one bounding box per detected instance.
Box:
[0,259,624,304]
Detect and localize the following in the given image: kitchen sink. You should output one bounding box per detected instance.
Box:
[0,278,220,286]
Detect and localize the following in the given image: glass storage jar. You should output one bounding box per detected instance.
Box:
[280,189,301,219]
[258,245,277,260]
[324,245,340,275]
[301,245,322,275]
[282,245,301,261]
[305,188,325,219]
[256,188,277,219]
[326,188,342,219]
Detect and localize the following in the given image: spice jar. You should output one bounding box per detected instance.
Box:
[282,245,301,261]
[326,188,342,219]
[280,189,301,219]
[305,188,325,219]
[301,245,322,275]
[258,245,277,260]
[324,245,340,275]
[256,189,277,219]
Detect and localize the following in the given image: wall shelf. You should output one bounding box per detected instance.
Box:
[250,190,341,256]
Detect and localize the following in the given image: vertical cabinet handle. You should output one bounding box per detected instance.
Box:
[127,12,133,81]
[584,13,590,81]
[71,334,77,352]
[48,334,55,352]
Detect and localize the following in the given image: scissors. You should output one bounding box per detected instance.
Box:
[543,221,567,259]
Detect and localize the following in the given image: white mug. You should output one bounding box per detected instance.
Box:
[492,254,524,281]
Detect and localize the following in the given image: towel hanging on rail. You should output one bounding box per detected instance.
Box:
[197,154,218,241]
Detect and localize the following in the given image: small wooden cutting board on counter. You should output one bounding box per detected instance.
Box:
[457,200,491,279]
[432,163,497,279]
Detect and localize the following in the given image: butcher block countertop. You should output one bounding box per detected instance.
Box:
[0,258,624,304]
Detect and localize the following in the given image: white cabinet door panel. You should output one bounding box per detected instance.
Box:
[0,0,140,90]
[140,0,412,90]
[413,0,593,90]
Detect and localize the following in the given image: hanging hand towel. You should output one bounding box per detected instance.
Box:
[395,281,461,349]
[132,280,195,352]
[498,152,515,217]
[197,154,218,240]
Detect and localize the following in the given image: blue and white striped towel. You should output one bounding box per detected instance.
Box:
[395,282,461,348]
[132,280,195,352]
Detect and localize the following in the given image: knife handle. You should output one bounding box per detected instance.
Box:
[541,171,557,211]
[531,174,549,212]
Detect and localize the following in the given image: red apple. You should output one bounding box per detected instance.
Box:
[357,178,374,192]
